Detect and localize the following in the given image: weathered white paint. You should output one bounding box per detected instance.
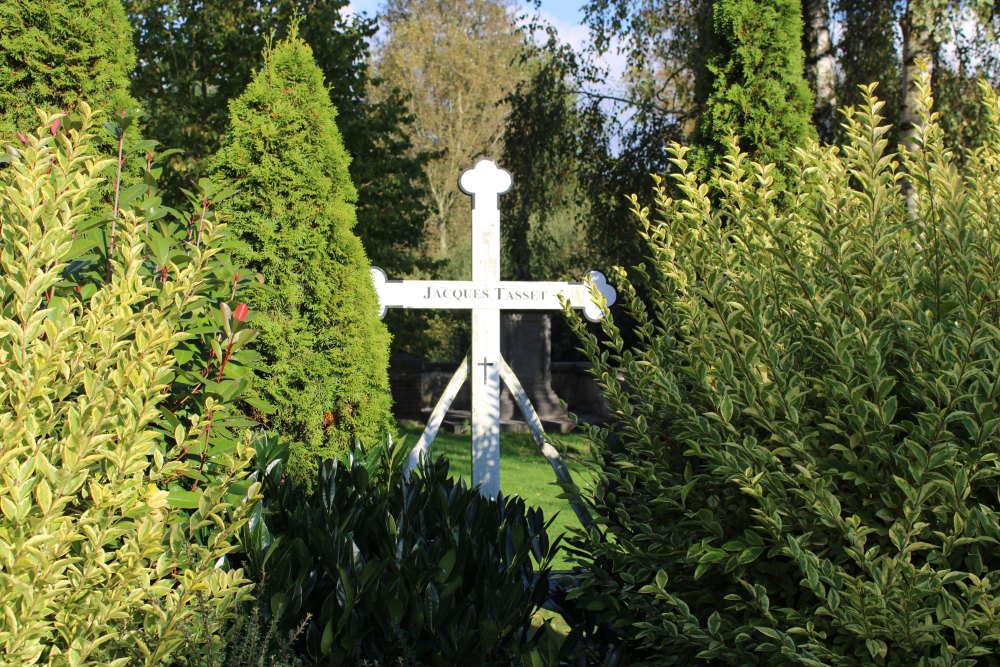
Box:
[371,159,616,501]
[463,160,507,498]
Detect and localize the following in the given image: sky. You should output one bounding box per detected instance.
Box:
[346,0,586,28]
[343,0,628,92]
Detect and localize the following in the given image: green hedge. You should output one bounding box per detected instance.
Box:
[570,74,1000,665]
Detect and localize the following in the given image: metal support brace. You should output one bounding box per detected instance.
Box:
[401,352,594,531]
[498,355,593,530]
[405,354,470,476]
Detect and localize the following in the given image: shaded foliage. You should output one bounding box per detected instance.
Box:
[501,32,594,282]
[126,0,429,276]
[834,0,902,144]
[501,18,668,283]
[242,440,561,666]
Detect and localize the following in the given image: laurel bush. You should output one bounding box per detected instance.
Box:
[0,108,259,666]
[569,72,1000,665]
[242,441,559,667]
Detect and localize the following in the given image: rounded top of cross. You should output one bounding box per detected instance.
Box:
[459,159,512,199]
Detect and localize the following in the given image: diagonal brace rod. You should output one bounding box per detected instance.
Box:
[405,354,470,476]
[498,355,593,529]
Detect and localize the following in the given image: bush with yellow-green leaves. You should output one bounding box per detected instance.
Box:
[570,72,1000,665]
[0,107,260,666]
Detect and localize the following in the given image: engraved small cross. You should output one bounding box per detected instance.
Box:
[477,357,494,384]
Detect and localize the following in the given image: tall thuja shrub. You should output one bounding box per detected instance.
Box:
[569,75,1000,664]
[692,0,814,172]
[0,0,140,151]
[212,32,392,487]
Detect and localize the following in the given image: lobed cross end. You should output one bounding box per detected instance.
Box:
[459,159,512,208]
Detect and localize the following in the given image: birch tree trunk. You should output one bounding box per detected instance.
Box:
[900,4,935,151]
[802,0,837,140]
[899,3,935,212]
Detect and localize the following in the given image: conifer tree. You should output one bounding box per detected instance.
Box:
[692,0,814,171]
[0,0,139,142]
[125,1,429,278]
[212,31,393,487]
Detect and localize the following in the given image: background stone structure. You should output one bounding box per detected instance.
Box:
[389,313,609,432]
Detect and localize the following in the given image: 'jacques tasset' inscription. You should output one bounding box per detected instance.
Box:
[370,273,615,321]
[423,286,547,302]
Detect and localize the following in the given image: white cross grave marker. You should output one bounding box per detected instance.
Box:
[370,159,615,513]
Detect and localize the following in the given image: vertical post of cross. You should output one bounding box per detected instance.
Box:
[459,160,511,498]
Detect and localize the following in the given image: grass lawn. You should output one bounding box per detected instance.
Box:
[397,424,594,567]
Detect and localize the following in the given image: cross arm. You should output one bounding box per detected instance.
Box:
[370,268,616,321]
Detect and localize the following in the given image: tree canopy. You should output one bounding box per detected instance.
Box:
[371,0,527,278]
[126,0,429,275]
